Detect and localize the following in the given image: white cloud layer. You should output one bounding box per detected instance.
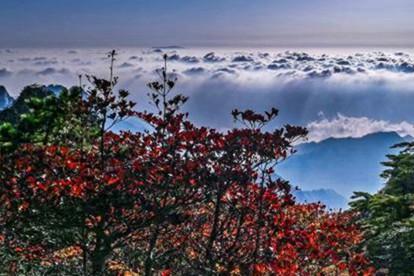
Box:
[2,47,414,140]
[307,114,414,142]
[2,48,414,92]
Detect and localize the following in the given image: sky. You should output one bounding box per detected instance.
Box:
[1,0,414,48]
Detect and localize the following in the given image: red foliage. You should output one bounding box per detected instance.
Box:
[0,113,374,274]
[0,53,374,275]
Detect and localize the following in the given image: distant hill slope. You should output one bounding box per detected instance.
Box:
[111,117,151,133]
[0,84,150,132]
[0,86,14,111]
[0,85,56,125]
[293,189,348,210]
[278,132,406,199]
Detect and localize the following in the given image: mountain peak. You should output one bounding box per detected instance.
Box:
[0,84,56,125]
[293,188,348,210]
[403,134,414,141]
[47,84,66,96]
[279,131,405,197]
[0,85,14,111]
[363,131,402,139]
[314,131,402,144]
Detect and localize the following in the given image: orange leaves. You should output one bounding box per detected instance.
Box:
[18,201,30,212]
[363,267,376,276]
[65,159,78,170]
[52,245,82,261]
[0,102,373,274]
[253,263,268,274]
[337,262,347,271]
[69,183,84,198]
[160,269,172,276]
[11,245,46,262]
[107,176,121,186]
[37,182,47,192]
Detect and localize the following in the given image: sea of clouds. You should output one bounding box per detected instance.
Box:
[1,47,414,141]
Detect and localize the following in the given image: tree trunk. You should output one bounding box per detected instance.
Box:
[144,225,161,276]
[91,247,109,275]
[206,189,223,267]
[91,226,110,275]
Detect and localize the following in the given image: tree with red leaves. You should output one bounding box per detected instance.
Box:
[0,52,374,275]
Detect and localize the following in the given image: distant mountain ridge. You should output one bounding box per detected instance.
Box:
[0,84,150,133]
[0,85,59,124]
[293,189,348,210]
[0,86,14,111]
[278,131,406,200]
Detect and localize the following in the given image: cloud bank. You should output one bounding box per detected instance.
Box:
[307,114,414,142]
[2,47,414,140]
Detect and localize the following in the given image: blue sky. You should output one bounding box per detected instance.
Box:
[1,0,413,47]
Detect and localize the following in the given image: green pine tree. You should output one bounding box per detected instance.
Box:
[351,142,414,275]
